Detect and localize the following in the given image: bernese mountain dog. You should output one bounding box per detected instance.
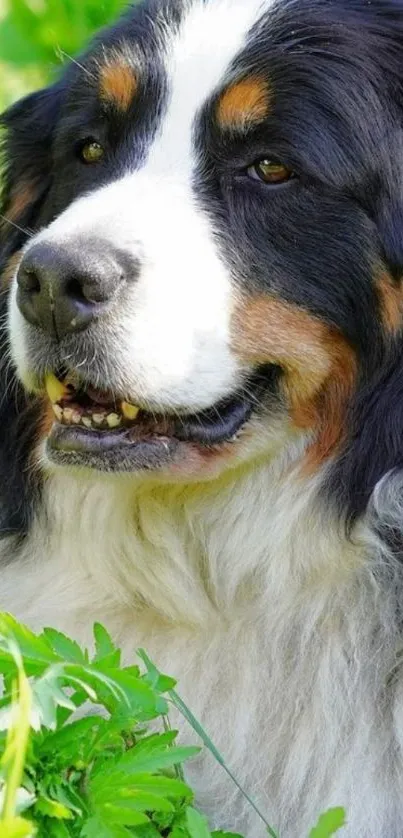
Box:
[2,0,403,834]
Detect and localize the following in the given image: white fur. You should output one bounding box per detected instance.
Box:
[147,0,272,176]
[1,450,403,838]
[5,1,403,836]
[10,173,241,411]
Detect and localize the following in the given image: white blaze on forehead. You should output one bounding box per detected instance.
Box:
[147,0,272,174]
[10,0,275,408]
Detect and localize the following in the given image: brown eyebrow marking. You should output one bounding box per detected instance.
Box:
[99,60,138,112]
[216,77,270,131]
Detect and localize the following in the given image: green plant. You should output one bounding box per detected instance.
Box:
[0,0,129,71]
[0,614,345,838]
[0,0,131,110]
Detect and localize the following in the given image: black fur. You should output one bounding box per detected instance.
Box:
[0,84,66,536]
[0,290,41,537]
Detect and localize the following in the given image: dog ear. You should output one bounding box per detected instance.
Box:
[0,82,64,269]
[0,84,63,537]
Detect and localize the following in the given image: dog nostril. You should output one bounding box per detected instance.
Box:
[16,240,135,338]
[66,276,90,304]
[20,268,41,294]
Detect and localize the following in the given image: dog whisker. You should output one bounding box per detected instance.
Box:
[55,47,97,81]
[0,214,34,238]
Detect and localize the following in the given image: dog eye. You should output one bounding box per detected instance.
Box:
[247,158,294,185]
[79,140,105,165]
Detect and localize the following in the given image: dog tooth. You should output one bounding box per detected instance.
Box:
[45,373,67,404]
[121,401,140,421]
[52,404,63,421]
[72,411,82,424]
[63,408,74,424]
[107,413,122,428]
[93,413,105,426]
[82,417,93,429]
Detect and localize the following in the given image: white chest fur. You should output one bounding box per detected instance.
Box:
[1,461,402,837]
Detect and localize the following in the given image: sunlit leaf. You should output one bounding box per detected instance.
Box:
[41,629,86,665]
[309,808,347,838]
[35,795,74,820]
[0,816,36,837]
[186,807,212,838]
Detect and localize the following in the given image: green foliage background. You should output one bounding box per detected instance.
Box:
[0,0,129,111]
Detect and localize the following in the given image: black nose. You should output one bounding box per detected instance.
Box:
[17,240,133,339]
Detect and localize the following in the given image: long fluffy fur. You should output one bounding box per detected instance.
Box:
[1,450,403,836]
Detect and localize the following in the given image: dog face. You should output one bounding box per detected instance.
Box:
[2,0,403,487]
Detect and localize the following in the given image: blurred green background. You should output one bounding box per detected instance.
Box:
[0,0,130,111]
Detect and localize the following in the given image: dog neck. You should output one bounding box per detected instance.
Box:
[1,442,387,636]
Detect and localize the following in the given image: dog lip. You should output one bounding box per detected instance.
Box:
[47,424,179,472]
[173,392,254,444]
[45,364,280,470]
[48,423,173,454]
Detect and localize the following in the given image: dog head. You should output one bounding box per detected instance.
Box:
[2,0,403,518]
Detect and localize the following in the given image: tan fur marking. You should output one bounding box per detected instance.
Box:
[299,333,357,470]
[217,77,270,130]
[232,296,357,467]
[99,61,137,112]
[1,250,23,289]
[376,272,403,333]
[233,296,332,399]
[1,182,37,229]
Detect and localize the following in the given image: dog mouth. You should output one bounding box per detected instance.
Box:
[43,366,278,472]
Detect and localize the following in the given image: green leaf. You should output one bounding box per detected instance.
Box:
[90,771,192,807]
[93,624,121,669]
[35,796,74,820]
[39,715,104,761]
[138,650,177,694]
[0,614,58,673]
[32,672,76,730]
[309,808,347,838]
[106,744,200,777]
[82,815,132,838]
[109,668,167,716]
[120,774,191,799]
[41,820,73,838]
[0,817,36,838]
[114,791,175,814]
[212,833,244,837]
[96,803,151,825]
[41,630,86,665]
[168,829,188,838]
[186,808,212,838]
[132,824,161,838]
[47,782,86,819]
[130,730,179,754]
